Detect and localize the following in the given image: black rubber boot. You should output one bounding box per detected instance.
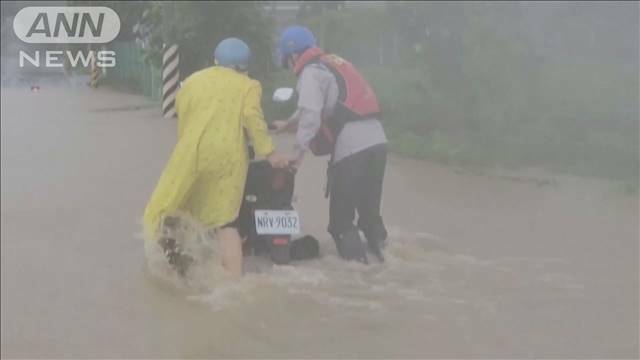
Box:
[333,226,368,264]
[366,237,385,263]
[362,222,388,263]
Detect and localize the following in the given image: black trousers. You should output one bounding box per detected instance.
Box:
[328,143,388,245]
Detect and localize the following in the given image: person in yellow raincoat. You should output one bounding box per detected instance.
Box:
[143,38,290,278]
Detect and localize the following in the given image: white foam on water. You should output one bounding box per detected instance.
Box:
[139,213,231,292]
[141,221,584,318]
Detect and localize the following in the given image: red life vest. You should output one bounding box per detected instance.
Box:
[293,47,381,156]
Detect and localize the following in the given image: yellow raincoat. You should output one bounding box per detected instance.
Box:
[143,66,275,238]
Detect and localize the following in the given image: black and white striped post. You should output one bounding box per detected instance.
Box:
[162,44,180,119]
[89,49,99,88]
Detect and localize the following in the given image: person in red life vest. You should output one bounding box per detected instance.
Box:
[273,25,388,264]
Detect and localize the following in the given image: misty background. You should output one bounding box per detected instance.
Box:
[1,2,638,358]
[2,1,638,190]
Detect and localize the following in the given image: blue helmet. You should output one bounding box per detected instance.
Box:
[277,25,316,67]
[214,37,251,71]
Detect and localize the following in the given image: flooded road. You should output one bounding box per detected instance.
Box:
[1,82,638,358]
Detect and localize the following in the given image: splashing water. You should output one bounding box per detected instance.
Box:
[140,213,235,292]
[141,224,583,322]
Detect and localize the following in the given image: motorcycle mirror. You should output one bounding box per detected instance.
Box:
[272,87,294,103]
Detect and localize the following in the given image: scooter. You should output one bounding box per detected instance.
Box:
[238,158,319,264]
[239,87,319,264]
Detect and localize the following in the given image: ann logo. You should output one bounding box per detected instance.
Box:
[26,12,104,38]
[13,7,120,44]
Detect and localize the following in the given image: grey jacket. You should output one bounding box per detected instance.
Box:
[291,62,387,163]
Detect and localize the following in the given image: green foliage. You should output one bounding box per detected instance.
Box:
[66,0,146,41]
[362,63,638,183]
[261,70,297,121]
[298,3,638,185]
[304,7,394,67]
[92,1,637,186]
[137,1,276,86]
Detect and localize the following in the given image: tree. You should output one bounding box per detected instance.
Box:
[138,1,275,86]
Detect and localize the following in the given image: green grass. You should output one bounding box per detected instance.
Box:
[264,64,638,191]
[363,63,638,188]
[105,56,638,192]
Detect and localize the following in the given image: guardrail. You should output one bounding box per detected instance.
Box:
[106,41,162,100]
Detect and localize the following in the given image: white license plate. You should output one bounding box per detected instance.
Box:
[254,210,300,235]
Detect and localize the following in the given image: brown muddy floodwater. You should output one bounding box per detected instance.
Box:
[1,80,638,358]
